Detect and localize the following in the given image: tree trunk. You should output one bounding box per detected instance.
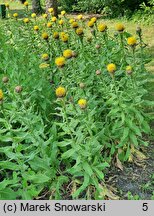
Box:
[45,0,58,17]
[32,0,42,14]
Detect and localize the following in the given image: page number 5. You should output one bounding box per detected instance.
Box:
[142,203,148,211]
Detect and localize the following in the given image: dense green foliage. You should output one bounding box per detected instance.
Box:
[58,0,154,18]
[0,3,153,200]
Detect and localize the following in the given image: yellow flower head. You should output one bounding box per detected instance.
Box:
[60,33,69,42]
[47,22,52,28]
[76,27,84,35]
[107,63,116,73]
[61,10,66,16]
[98,23,107,32]
[126,65,133,75]
[91,17,97,23]
[13,13,18,18]
[42,53,49,61]
[53,32,59,39]
[115,23,125,32]
[78,99,87,109]
[23,18,30,23]
[71,21,78,28]
[127,36,137,46]
[0,89,4,101]
[60,32,65,37]
[24,1,28,6]
[48,8,54,13]
[77,14,83,20]
[88,20,94,27]
[56,86,66,98]
[63,49,73,59]
[69,18,75,24]
[42,13,48,19]
[52,16,57,22]
[39,63,50,69]
[55,56,66,67]
[31,13,36,18]
[5,3,9,8]
[59,19,64,25]
[42,32,49,40]
[34,25,39,31]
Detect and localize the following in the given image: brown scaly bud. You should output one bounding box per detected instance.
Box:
[79,83,85,89]
[96,70,101,75]
[2,76,9,83]
[95,44,101,49]
[136,26,142,36]
[72,51,78,58]
[15,86,23,93]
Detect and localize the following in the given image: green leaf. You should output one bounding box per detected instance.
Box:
[141,120,150,133]
[22,172,50,184]
[0,188,17,200]
[117,127,129,147]
[57,140,72,147]
[96,162,110,169]
[129,133,138,147]
[82,162,93,176]
[93,167,104,180]
[72,173,89,198]
[61,148,76,159]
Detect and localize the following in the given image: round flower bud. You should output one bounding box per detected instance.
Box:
[136,26,142,35]
[79,83,85,89]
[2,76,9,83]
[96,70,101,75]
[15,86,22,93]
[95,44,101,49]
[72,51,78,58]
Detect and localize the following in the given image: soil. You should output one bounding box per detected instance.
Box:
[106,134,154,200]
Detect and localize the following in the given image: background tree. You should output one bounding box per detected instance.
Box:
[32,0,42,14]
[45,0,58,16]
